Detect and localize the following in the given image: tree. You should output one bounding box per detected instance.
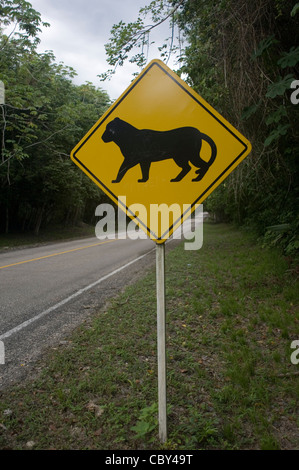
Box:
[101,0,299,254]
[0,1,111,234]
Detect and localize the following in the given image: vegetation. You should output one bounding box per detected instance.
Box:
[101,0,299,256]
[0,1,298,253]
[0,0,110,236]
[0,2,297,451]
[0,223,298,449]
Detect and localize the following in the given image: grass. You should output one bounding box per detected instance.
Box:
[0,224,95,250]
[0,223,298,450]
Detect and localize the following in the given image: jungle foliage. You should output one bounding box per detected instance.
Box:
[0,1,298,254]
[0,0,110,235]
[101,0,299,255]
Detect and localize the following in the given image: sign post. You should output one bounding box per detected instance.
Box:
[71,58,252,443]
[156,242,167,442]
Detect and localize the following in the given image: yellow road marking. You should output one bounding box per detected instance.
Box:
[0,239,116,270]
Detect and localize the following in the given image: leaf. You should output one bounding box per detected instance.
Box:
[251,35,279,59]
[277,47,299,68]
[264,124,290,146]
[266,75,294,98]
[265,106,287,125]
[131,420,153,437]
[131,402,158,439]
[291,3,299,17]
[241,102,261,121]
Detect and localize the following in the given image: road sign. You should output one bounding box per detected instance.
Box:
[71,59,251,242]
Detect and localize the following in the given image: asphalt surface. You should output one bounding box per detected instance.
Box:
[0,210,206,391]
[0,233,181,390]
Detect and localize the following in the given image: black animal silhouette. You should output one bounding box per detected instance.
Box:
[101,117,217,183]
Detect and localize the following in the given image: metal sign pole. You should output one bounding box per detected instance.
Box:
[156,242,167,443]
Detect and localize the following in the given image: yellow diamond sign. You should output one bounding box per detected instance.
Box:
[71,59,251,242]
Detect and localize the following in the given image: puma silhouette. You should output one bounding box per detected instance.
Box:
[101,117,217,183]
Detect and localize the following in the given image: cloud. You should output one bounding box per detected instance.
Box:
[30,0,176,100]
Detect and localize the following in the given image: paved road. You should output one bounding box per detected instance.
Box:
[0,236,154,338]
[0,215,205,390]
[0,234,163,389]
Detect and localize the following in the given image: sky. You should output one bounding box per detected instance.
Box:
[27,0,177,100]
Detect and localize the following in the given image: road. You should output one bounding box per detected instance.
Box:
[0,234,163,389]
[0,215,205,390]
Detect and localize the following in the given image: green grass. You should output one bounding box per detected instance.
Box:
[0,224,95,250]
[0,223,298,450]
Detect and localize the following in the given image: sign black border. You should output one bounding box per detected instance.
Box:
[72,61,250,241]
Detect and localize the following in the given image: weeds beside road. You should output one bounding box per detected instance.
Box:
[0,224,95,251]
[0,223,298,450]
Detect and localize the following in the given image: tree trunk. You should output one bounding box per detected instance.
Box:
[34,203,45,236]
[5,206,9,234]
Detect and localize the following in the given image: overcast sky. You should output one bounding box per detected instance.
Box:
[28,0,176,100]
